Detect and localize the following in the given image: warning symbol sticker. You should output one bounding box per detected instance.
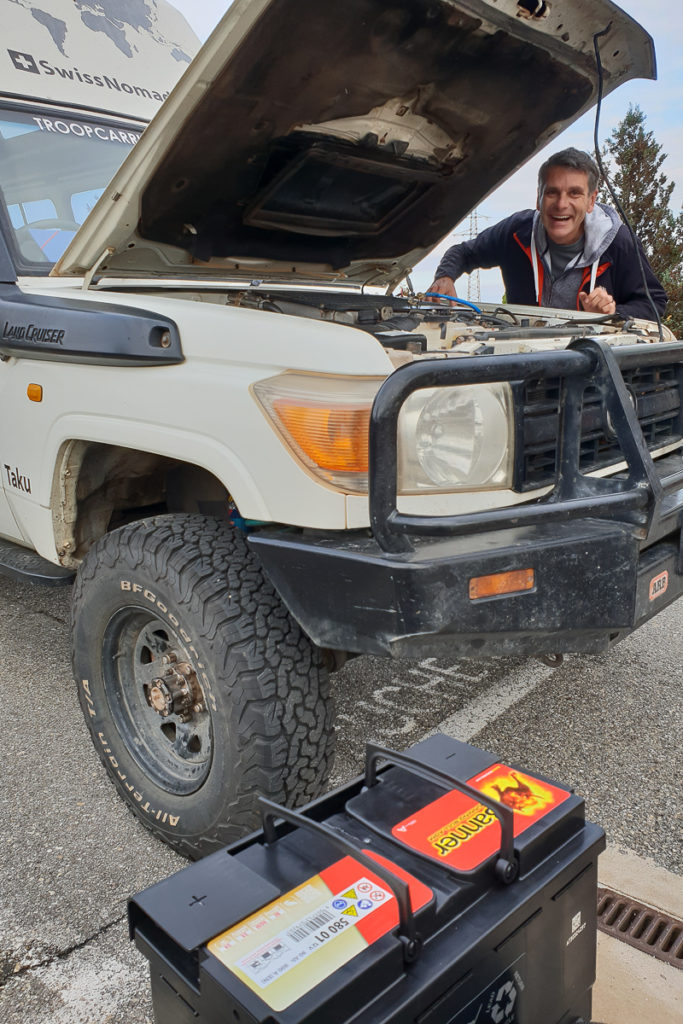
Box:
[342,905,358,917]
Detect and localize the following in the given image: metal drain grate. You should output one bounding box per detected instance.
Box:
[597,887,683,969]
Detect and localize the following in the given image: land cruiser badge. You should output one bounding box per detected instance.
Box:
[2,321,65,345]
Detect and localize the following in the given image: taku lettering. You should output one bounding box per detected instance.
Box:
[4,464,31,493]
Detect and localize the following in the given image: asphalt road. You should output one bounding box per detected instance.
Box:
[0,573,681,1023]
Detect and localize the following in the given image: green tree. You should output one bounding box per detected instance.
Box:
[598,104,683,334]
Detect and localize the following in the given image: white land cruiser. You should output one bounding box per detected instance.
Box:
[1,0,681,857]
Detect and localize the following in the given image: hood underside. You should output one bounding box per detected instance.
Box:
[54,0,656,286]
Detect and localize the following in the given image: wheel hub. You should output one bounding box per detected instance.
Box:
[143,652,204,722]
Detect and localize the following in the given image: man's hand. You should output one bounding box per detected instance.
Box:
[426,276,458,302]
[579,286,616,315]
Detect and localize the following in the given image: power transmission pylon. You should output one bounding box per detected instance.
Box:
[467,209,481,303]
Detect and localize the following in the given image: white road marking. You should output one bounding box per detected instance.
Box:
[429,660,553,741]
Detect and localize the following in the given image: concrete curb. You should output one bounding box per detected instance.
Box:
[592,844,683,1023]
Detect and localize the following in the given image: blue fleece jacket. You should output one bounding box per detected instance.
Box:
[434,205,667,320]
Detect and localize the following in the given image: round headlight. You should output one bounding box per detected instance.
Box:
[398,383,512,491]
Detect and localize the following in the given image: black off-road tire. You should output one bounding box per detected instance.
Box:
[71,514,335,858]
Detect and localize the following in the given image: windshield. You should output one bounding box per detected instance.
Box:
[0,105,142,270]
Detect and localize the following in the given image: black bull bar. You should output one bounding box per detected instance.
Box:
[369,336,683,554]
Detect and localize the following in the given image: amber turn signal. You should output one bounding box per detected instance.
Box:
[469,568,535,600]
[272,399,370,473]
[27,383,43,402]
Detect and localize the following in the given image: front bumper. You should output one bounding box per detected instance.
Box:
[253,337,683,659]
[250,517,682,657]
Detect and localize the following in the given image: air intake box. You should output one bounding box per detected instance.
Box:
[129,734,604,1023]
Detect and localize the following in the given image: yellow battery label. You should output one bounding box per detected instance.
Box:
[207,853,432,1011]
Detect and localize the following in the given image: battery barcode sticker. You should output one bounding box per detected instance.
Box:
[234,878,391,988]
[207,854,431,1012]
[285,907,336,942]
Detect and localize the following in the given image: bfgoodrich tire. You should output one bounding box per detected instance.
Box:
[71,514,335,858]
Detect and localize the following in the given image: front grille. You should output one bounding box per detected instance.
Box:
[520,363,682,489]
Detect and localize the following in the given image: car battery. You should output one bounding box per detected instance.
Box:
[129,734,605,1024]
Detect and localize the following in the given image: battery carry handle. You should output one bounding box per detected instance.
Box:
[258,797,422,963]
[364,744,518,885]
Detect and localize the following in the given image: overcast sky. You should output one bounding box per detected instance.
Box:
[168,0,683,300]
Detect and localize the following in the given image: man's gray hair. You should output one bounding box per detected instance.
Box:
[538,148,600,195]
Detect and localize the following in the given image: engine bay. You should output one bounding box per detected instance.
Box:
[221,286,674,360]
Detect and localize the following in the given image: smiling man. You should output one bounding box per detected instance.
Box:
[428,148,666,319]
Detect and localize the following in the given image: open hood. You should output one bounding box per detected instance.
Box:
[54,0,655,288]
